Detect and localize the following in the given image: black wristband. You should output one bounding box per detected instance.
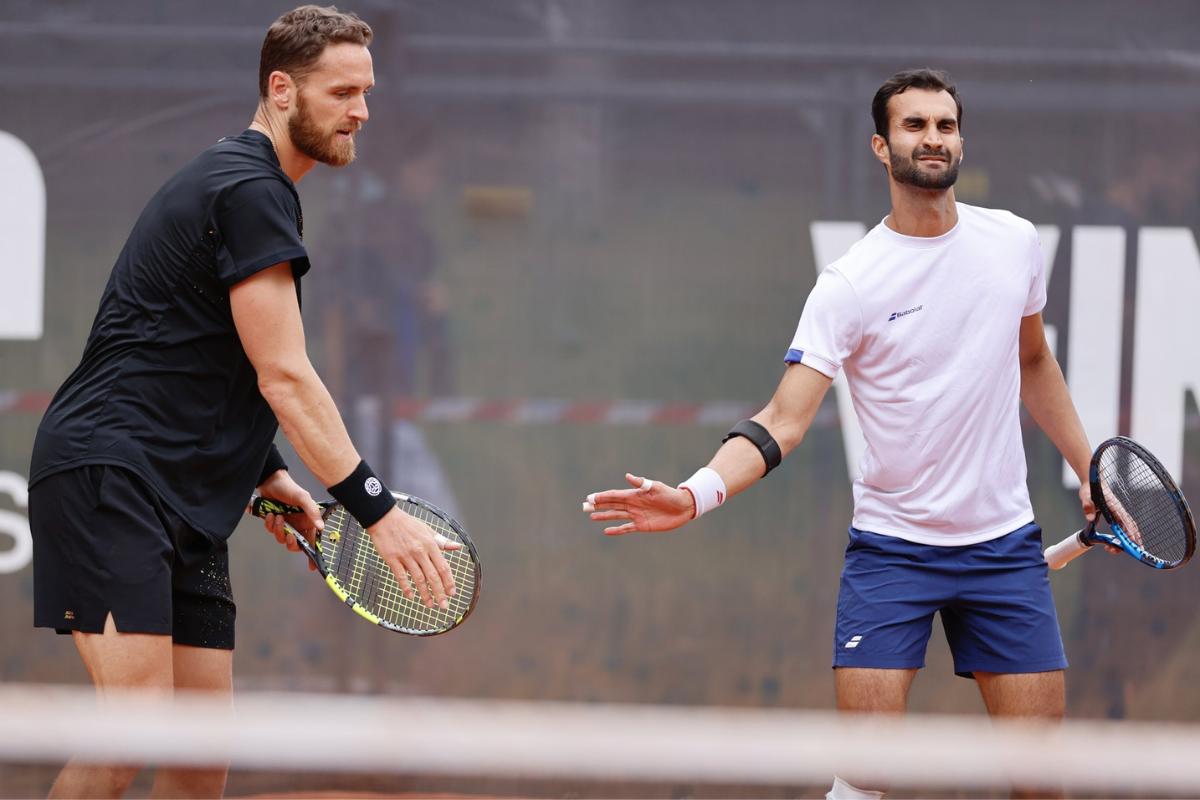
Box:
[722,419,782,476]
[257,444,289,486]
[327,460,395,529]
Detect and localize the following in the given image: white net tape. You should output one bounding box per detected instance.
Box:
[3,683,1199,795]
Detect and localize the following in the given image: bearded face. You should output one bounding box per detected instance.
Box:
[875,87,963,192]
[288,89,358,167]
[888,144,961,191]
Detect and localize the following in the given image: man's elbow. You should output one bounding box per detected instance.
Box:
[1020,338,1054,373]
[257,361,313,408]
[756,409,806,457]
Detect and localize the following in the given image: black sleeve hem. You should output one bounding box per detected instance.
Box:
[224,248,310,287]
[257,443,289,486]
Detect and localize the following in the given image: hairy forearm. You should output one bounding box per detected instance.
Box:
[706,436,777,497]
[1021,349,1091,481]
[259,363,361,487]
[705,365,830,497]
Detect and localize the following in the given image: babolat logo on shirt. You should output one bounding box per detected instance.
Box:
[888,304,924,321]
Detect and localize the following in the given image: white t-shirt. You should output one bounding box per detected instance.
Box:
[787,203,1046,545]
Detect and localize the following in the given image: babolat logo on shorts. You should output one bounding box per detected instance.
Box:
[364,477,383,496]
[888,304,923,321]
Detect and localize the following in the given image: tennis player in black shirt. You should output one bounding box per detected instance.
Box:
[27,6,457,797]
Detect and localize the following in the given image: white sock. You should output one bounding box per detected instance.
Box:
[826,775,884,800]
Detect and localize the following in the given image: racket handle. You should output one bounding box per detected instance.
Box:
[1044,528,1092,570]
[247,496,336,518]
[248,496,302,518]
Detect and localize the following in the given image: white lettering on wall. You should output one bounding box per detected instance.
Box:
[0,130,46,340]
[1132,228,1200,484]
[0,472,31,574]
[1064,226,1125,487]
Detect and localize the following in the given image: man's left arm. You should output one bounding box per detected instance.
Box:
[1019,312,1095,516]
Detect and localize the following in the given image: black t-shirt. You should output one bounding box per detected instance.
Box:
[30,130,308,541]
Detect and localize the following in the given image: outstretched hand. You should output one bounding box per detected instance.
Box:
[582,473,695,535]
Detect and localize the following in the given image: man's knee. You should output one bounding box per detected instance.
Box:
[976,670,1065,718]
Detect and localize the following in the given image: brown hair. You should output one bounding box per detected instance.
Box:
[258,5,373,98]
[871,68,962,140]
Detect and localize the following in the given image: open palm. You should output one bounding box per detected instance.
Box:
[583,473,695,535]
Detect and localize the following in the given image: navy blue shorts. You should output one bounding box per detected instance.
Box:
[833,523,1067,677]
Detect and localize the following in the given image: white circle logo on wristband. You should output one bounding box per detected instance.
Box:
[364,477,383,496]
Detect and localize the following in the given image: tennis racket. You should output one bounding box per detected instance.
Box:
[1044,436,1195,570]
[249,492,481,635]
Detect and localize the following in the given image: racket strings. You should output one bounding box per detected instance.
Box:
[1098,448,1190,563]
[399,500,477,614]
[321,505,476,633]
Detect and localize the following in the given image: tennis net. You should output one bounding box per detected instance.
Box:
[2,682,1198,798]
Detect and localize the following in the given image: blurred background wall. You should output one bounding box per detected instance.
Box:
[1,0,1198,793]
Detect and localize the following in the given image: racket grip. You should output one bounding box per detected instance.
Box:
[248,496,304,518]
[248,496,336,518]
[1044,528,1092,570]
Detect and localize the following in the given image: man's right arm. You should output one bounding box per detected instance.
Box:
[230,262,457,608]
[710,362,833,496]
[230,262,359,486]
[585,262,853,535]
[583,362,832,535]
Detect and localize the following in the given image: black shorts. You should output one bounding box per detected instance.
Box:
[30,464,236,650]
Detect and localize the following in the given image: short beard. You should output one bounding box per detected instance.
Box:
[889,146,959,190]
[288,94,356,167]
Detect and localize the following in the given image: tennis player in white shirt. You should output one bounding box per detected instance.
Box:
[583,68,1095,800]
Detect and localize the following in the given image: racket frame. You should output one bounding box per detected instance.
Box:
[1048,436,1195,571]
[249,493,481,635]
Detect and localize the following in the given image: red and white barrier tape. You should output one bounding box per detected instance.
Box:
[0,391,52,414]
[2,390,813,426]
[8,392,1197,434]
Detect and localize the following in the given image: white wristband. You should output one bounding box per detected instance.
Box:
[678,467,727,519]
